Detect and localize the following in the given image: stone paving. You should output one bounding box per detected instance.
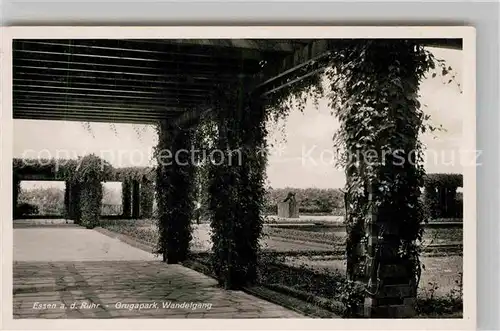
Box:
[13,225,305,319]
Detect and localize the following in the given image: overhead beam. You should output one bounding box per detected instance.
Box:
[256,38,463,95]
[13,57,258,76]
[13,48,259,71]
[13,73,221,89]
[13,78,211,94]
[13,39,294,63]
[13,89,207,103]
[14,107,171,119]
[170,107,212,128]
[14,113,161,125]
[130,39,299,52]
[13,106,174,118]
[12,38,461,126]
[14,85,210,99]
[14,101,183,113]
[14,65,253,82]
[419,38,463,50]
[14,97,197,113]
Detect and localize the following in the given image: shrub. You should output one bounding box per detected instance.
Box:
[16,202,39,217]
[73,154,113,228]
[416,272,463,316]
[18,187,65,215]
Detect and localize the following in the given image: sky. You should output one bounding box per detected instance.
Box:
[14,47,463,190]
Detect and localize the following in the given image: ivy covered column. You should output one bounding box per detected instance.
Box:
[77,155,108,229]
[423,181,439,219]
[121,179,132,218]
[66,181,82,222]
[140,175,154,218]
[155,120,196,264]
[131,179,140,219]
[207,85,267,289]
[64,181,71,219]
[335,41,434,318]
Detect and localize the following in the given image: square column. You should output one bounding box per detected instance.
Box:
[121,179,132,218]
[131,180,140,219]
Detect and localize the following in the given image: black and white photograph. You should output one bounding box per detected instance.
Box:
[2,27,475,328]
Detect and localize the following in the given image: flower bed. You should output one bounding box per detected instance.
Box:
[264,226,345,246]
[265,225,462,247]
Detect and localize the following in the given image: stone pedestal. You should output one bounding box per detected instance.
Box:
[277,201,299,218]
[349,187,417,318]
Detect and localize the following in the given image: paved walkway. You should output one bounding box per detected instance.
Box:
[13,225,305,319]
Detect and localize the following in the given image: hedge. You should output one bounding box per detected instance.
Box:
[423,173,463,219]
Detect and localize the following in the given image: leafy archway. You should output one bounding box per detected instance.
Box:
[261,40,459,316]
[78,39,460,317]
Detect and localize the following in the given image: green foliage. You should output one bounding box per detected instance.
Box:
[140,176,155,218]
[338,280,366,317]
[55,40,460,317]
[16,202,40,217]
[204,83,268,289]
[324,41,435,315]
[425,173,463,188]
[13,156,155,223]
[154,122,197,264]
[100,221,159,249]
[18,186,65,215]
[73,154,113,229]
[13,158,77,180]
[111,167,155,182]
[12,158,153,182]
[417,272,463,316]
[261,40,458,316]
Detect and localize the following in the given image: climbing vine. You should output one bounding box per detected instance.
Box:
[73,154,113,228]
[200,80,269,289]
[191,112,219,222]
[71,40,460,314]
[154,121,197,263]
[140,175,155,219]
[262,40,460,316]
[13,156,112,227]
[326,41,434,315]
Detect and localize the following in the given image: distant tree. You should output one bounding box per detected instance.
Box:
[18,186,65,215]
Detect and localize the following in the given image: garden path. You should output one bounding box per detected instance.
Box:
[13,222,305,319]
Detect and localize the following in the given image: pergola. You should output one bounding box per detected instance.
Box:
[13,39,461,123]
[12,38,462,318]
